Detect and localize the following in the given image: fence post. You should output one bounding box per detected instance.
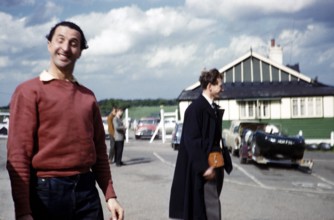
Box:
[125,108,129,143]
[298,130,303,136]
[160,107,166,143]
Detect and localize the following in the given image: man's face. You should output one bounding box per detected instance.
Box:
[209,77,223,99]
[47,25,82,72]
[117,110,124,117]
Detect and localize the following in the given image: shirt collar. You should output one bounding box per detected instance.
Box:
[202,92,214,106]
[39,70,78,83]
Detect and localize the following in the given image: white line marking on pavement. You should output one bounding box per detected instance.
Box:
[233,162,274,189]
[153,153,334,194]
[153,152,175,167]
[312,173,334,186]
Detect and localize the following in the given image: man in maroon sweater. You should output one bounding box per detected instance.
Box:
[6,21,124,220]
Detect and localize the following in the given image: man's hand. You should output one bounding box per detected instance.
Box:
[107,198,124,220]
[203,166,215,180]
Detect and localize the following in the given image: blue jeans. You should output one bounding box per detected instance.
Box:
[30,172,103,220]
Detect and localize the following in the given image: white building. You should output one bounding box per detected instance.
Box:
[177,40,334,143]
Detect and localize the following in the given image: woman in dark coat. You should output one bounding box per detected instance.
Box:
[169,68,227,220]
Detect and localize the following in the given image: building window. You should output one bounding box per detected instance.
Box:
[300,98,305,116]
[291,97,323,118]
[292,99,298,116]
[240,101,256,119]
[248,103,254,117]
[240,101,270,119]
[315,97,322,115]
[260,101,270,118]
[307,98,313,115]
[256,101,270,119]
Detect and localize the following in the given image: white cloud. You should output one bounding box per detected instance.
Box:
[73,6,215,56]
[185,0,315,19]
[1,0,334,106]
[0,12,54,54]
[146,44,197,68]
[278,23,330,60]
[228,35,266,57]
[87,29,133,55]
[0,56,10,67]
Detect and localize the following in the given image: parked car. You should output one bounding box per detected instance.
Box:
[318,142,333,151]
[305,143,319,151]
[171,122,183,150]
[239,126,313,170]
[164,117,176,134]
[222,120,270,156]
[135,117,160,139]
[0,113,9,136]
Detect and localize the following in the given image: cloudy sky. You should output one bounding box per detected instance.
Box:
[0,0,333,106]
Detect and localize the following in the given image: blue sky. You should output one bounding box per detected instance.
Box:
[1,0,334,106]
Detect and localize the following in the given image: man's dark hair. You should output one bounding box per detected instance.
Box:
[46,21,89,50]
[199,68,223,89]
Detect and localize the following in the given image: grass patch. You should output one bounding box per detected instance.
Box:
[128,105,178,120]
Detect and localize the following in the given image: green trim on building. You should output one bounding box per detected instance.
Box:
[222,118,334,139]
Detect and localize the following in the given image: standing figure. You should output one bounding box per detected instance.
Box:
[6,21,124,220]
[169,68,226,220]
[113,108,126,167]
[107,107,117,163]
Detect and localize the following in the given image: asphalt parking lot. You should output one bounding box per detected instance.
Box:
[1,137,334,220]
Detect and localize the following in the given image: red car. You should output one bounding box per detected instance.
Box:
[135,117,160,139]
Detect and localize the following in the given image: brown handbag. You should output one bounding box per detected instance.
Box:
[208,151,224,168]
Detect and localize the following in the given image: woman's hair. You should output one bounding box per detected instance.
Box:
[45,21,89,50]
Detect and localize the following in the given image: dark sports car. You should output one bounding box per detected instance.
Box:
[239,126,312,170]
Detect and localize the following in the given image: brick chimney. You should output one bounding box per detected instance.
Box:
[269,39,283,64]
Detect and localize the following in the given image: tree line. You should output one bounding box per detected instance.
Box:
[0,98,177,116]
[98,98,177,116]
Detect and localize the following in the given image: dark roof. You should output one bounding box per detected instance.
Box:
[178,50,334,101]
[178,81,334,101]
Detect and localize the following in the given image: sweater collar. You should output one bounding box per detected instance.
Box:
[39,70,78,83]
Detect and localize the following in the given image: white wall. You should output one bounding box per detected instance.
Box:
[217,100,229,120]
[179,101,192,122]
[227,100,239,120]
[323,96,334,118]
[179,95,334,122]
[270,100,281,119]
[280,98,291,119]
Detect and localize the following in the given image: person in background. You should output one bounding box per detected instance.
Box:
[113,108,126,167]
[6,21,124,220]
[107,107,117,163]
[169,68,225,220]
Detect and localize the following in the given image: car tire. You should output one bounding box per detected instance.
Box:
[0,127,7,135]
[240,157,247,164]
[239,147,247,164]
[232,148,239,157]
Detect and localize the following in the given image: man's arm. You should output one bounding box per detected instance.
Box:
[7,84,38,218]
[182,105,209,175]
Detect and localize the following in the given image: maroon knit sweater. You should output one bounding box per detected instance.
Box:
[7,77,116,218]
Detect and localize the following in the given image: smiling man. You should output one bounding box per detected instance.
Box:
[7,21,124,220]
